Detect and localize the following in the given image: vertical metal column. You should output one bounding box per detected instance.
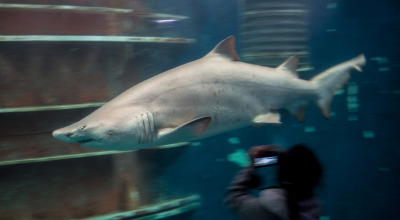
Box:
[239,0,312,71]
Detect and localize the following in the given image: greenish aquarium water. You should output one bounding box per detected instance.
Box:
[0,0,398,220]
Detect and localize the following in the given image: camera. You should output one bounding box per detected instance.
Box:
[254,154,280,189]
[254,156,278,167]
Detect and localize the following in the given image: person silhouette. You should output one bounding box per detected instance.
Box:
[225,144,323,220]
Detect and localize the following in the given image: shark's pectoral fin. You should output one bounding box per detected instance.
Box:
[253,112,281,124]
[158,116,212,141]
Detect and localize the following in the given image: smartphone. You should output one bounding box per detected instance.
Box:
[254,156,280,189]
[254,156,278,167]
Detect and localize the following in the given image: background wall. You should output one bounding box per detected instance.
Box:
[154,0,400,219]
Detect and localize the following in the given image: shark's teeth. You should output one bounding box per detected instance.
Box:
[79,139,94,145]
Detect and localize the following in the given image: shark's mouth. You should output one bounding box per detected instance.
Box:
[78,139,95,145]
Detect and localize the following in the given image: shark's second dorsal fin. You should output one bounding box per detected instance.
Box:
[205,36,240,61]
[276,55,299,78]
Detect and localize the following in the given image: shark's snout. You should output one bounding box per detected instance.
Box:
[53,124,100,146]
[52,129,71,142]
[52,128,79,143]
[52,125,88,143]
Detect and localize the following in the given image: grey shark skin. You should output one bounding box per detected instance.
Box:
[53,36,366,151]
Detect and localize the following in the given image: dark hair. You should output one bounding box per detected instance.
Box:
[278,144,323,220]
[278,144,323,199]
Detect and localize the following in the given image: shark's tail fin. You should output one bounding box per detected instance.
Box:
[311,54,366,119]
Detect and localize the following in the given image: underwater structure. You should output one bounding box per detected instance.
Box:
[0,1,199,219]
[239,0,313,71]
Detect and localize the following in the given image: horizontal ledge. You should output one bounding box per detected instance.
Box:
[0,3,133,13]
[0,150,129,166]
[243,3,307,8]
[241,29,307,35]
[243,9,309,16]
[0,102,106,113]
[133,203,200,220]
[134,13,189,20]
[0,142,191,166]
[243,21,308,28]
[241,46,309,51]
[242,51,309,57]
[82,195,201,220]
[0,4,189,19]
[242,57,309,62]
[243,38,308,43]
[0,35,196,43]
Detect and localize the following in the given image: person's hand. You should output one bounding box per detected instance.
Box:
[247,144,284,169]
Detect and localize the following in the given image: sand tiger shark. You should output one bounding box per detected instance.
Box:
[53,36,366,151]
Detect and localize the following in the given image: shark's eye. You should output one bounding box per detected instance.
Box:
[79,126,86,131]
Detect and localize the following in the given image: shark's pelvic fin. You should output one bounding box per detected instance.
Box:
[158,116,212,140]
[253,112,281,124]
[205,36,240,61]
[287,101,309,123]
[311,54,366,119]
[276,55,299,78]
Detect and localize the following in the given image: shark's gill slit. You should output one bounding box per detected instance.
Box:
[136,116,142,144]
[143,113,149,143]
[140,114,147,144]
[146,113,151,142]
[151,112,155,142]
[153,112,158,141]
[145,113,151,143]
[147,112,156,142]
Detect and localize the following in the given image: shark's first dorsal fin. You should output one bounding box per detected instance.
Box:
[276,55,299,78]
[205,36,240,61]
